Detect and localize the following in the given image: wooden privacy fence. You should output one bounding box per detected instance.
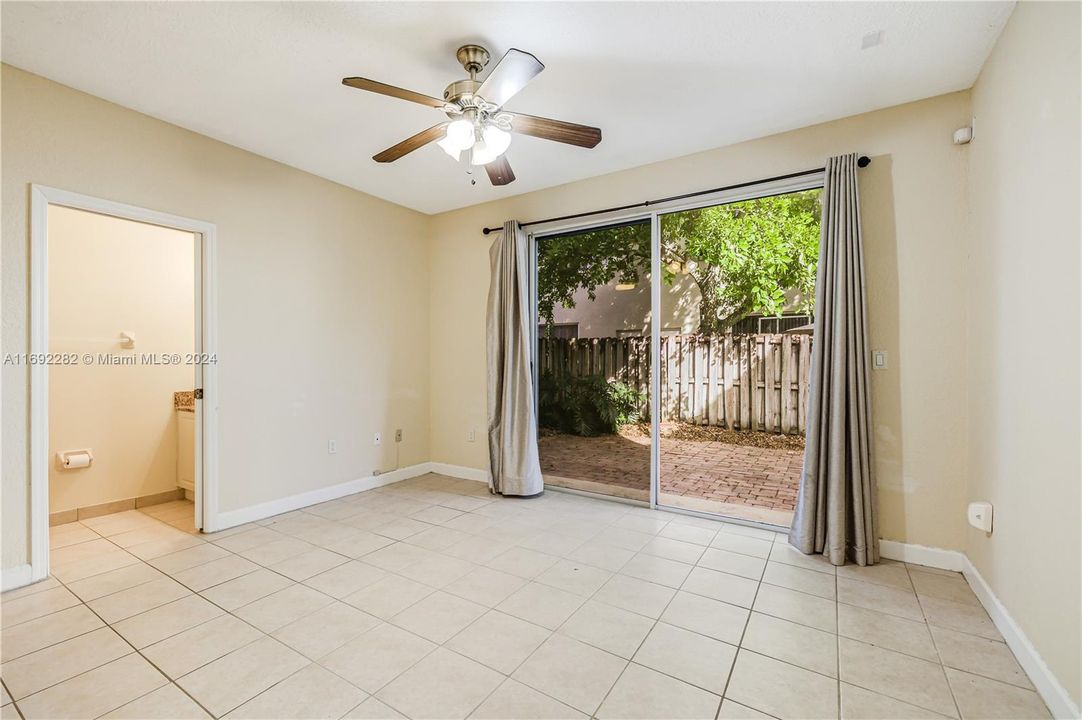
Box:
[538,334,813,435]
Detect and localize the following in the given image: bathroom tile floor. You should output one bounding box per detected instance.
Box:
[139,500,198,535]
[1,474,1051,719]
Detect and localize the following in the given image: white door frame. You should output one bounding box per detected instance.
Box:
[28,184,220,583]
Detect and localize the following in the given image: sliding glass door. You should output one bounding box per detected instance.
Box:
[533,220,653,502]
[532,181,821,529]
[654,189,821,528]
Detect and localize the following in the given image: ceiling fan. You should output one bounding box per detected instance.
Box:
[342,44,602,186]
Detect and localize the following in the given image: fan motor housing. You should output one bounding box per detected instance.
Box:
[443,78,482,105]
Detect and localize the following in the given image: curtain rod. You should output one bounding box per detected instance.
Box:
[481,155,871,235]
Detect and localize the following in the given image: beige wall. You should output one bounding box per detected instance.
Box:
[551,275,700,339]
[429,92,974,552]
[2,65,432,568]
[966,1,1081,708]
[48,205,196,513]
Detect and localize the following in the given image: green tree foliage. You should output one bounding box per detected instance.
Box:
[537,189,821,335]
[537,223,652,332]
[662,189,821,333]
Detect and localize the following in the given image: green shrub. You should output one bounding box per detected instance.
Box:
[538,372,647,436]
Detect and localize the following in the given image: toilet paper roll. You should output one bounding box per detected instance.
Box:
[64,452,92,469]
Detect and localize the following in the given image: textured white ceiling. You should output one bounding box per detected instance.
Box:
[1,2,1013,214]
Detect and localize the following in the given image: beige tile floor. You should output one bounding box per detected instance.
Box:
[140,500,199,535]
[0,474,1051,720]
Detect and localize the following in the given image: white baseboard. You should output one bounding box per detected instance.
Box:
[426,462,489,484]
[880,540,1079,720]
[210,461,488,534]
[879,539,965,571]
[212,462,432,531]
[960,556,1080,720]
[1,564,33,592]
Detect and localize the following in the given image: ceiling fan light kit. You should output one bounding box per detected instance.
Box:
[436,119,476,160]
[342,44,602,186]
[471,125,512,166]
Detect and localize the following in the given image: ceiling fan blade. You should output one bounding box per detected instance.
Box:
[342,77,447,109]
[485,156,516,186]
[477,49,544,107]
[506,113,602,148]
[372,123,448,163]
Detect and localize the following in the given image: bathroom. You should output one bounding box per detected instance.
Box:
[47,204,199,534]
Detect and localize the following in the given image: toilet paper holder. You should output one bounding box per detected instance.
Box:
[56,449,94,469]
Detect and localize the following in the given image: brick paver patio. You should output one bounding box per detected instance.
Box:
[538,428,802,524]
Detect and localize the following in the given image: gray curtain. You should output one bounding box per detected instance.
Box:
[486,220,544,497]
[789,153,878,566]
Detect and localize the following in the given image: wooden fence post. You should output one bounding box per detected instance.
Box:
[764,336,776,432]
[781,335,793,434]
[537,332,811,435]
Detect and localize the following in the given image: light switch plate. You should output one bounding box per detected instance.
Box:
[872,350,889,370]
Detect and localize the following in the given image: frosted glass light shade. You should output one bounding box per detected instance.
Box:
[470,126,512,166]
[484,126,511,155]
[470,140,495,166]
[445,119,475,150]
[437,136,462,160]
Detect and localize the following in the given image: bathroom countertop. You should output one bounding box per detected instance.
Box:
[174,391,195,412]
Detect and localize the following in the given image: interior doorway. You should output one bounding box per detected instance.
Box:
[27,186,218,584]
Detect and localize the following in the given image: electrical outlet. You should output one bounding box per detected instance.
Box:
[327,440,337,454]
[395,429,403,443]
[373,432,382,446]
[467,429,476,442]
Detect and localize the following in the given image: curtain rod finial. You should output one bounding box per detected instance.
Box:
[857,155,871,168]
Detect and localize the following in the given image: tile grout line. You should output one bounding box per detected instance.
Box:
[17,488,524,716]
[835,561,841,720]
[517,519,771,716]
[34,521,788,713]
[907,562,965,720]
[401,506,671,719]
[31,569,219,720]
[78,503,399,717]
[603,542,721,719]
[27,546,983,653]
[394,504,648,719]
[269,495,648,718]
[553,536,653,719]
[329,517,619,718]
[2,677,25,720]
[337,485,1027,717]
[527,512,662,718]
[715,528,778,719]
[36,512,331,718]
[14,480,1040,720]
